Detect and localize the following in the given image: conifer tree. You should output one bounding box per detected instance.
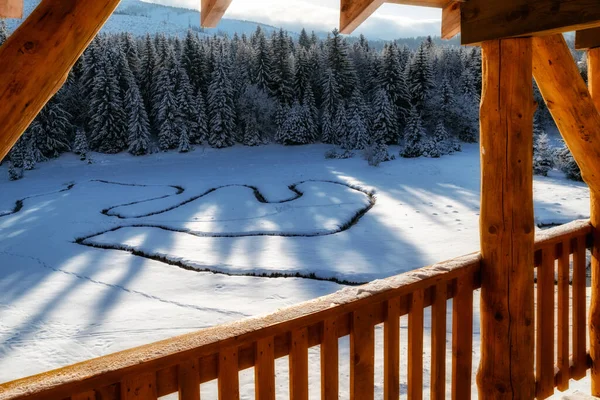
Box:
[378,43,410,127]
[345,89,368,150]
[252,27,273,92]
[533,132,554,176]
[242,115,262,146]
[89,50,128,154]
[557,143,582,181]
[73,129,89,160]
[371,87,397,145]
[402,106,425,158]
[326,29,357,99]
[156,71,179,150]
[335,103,349,148]
[33,98,73,158]
[321,108,335,144]
[7,161,23,181]
[276,101,311,145]
[207,44,235,148]
[271,29,294,106]
[125,82,151,155]
[407,42,434,111]
[178,125,192,153]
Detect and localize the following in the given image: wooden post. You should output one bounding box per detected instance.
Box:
[476,38,535,399]
[589,46,600,395]
[0,0,120,162]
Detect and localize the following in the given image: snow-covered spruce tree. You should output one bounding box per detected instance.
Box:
[334,103,349,148]
[89,70,127,153]
[378,43,410,131]
[7,161,23,181]
[326,29,357,99]
[303,85,319,143]
[207,44,236,148]
[251,27,274,93]
[557,143,582,181]
[21,134,36,171]
[271,29,294,106]
[140,34,158,122]
[242,114,262,146]
[402,106,426,158]
[299,28,312,50]
[196,89,209,144]
[371,87,397,145]
[125,82,151,156]
[423,136,441,158]
[276,101,311,145]
[320,68,342,143]
[533,132,554,176]
[156,71,179,150]
[9,140,24,169]
[345,89,369,150]
[33,97,73,158]
[73,129,89,160]
[176,69,200,143]
[178,125,192,153]
[182,30,203,90]
[407,42,434,111]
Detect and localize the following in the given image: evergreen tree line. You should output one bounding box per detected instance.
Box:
[1,25,580,181]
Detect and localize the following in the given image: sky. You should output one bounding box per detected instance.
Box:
[146,0,443,39]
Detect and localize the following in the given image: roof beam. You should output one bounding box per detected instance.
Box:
[0,0,23,18]
[201,0,232,28]
[532,34,600,194]
[0,0,120,162]
[576,27,600,50]
[340,0,385,35]
[461,0,600,45]
[441,1,461,39]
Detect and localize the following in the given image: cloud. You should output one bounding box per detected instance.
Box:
[142,0,442,39]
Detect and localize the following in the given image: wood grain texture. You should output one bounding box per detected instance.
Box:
[290,328,309,400]
[461,0,600,45]
[533,34,600,195]
[120,373,157,400]
[340,0,385,34]
[557,241,571,391]
[350,306,375,400]
[0,0,121,162]
[321,319,339,399]
[218,347,239,400]
[572,236,588,380]
[0,0,22,18]
[476,38,535,399]
[200,0,232,28]
[71,391,95,400]
[383,298,400,400]
[431,283,447,400]
[589,47,600,396]
[441,1,461,39]
[535,246,555,398]
[451,272,474,400]
[576,27,600,50]
[255,337,275,400]
[387,0,459,7]
[408,290,424,400]
[178,360,200,400]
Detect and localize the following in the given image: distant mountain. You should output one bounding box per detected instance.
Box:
[6,0,293,38]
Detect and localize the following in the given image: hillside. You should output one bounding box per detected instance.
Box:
[5,0,287,38]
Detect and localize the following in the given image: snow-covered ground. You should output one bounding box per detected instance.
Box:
[0,144,592,398]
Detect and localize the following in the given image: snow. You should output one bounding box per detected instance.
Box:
[0,144,593,398]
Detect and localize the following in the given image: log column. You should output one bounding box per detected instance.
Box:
[589,46,600,395]
[476,38,535,399]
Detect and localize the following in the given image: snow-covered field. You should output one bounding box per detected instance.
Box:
[0,144,592,398]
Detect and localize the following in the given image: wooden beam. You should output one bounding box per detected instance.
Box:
[476,38,535,400]
[340,0,385,35]
[588,47,600,396]
[0,0,22,18]
[201,0,232,28]
[576,27,600,50]
[461,0,600,45]
[441,1,461,39]
[386,0,455,7]
[532,34,600,194]
[0,0,121,162]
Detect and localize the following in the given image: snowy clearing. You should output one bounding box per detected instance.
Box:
[0,144,592,398]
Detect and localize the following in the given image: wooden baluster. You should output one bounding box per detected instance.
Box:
[290,327,309,400]
[95,384,118,400]
[255,337,276,400]
[178,360,201,400]
[452,274,474,400]
[431,283,447,400]
[536,246,555,398]
[218,347,239,400]
[408,290,425,400]
[350,305,375,400]
[557,240,571,390]
[573,236,588,379]
[121,372,158,400]
[384,298,400,400]
[72,391,95,400]
[321,318,339,399]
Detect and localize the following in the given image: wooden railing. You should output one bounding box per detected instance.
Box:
[0,220,593,400]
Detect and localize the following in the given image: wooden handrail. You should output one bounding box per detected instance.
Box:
[0,219,592,400]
